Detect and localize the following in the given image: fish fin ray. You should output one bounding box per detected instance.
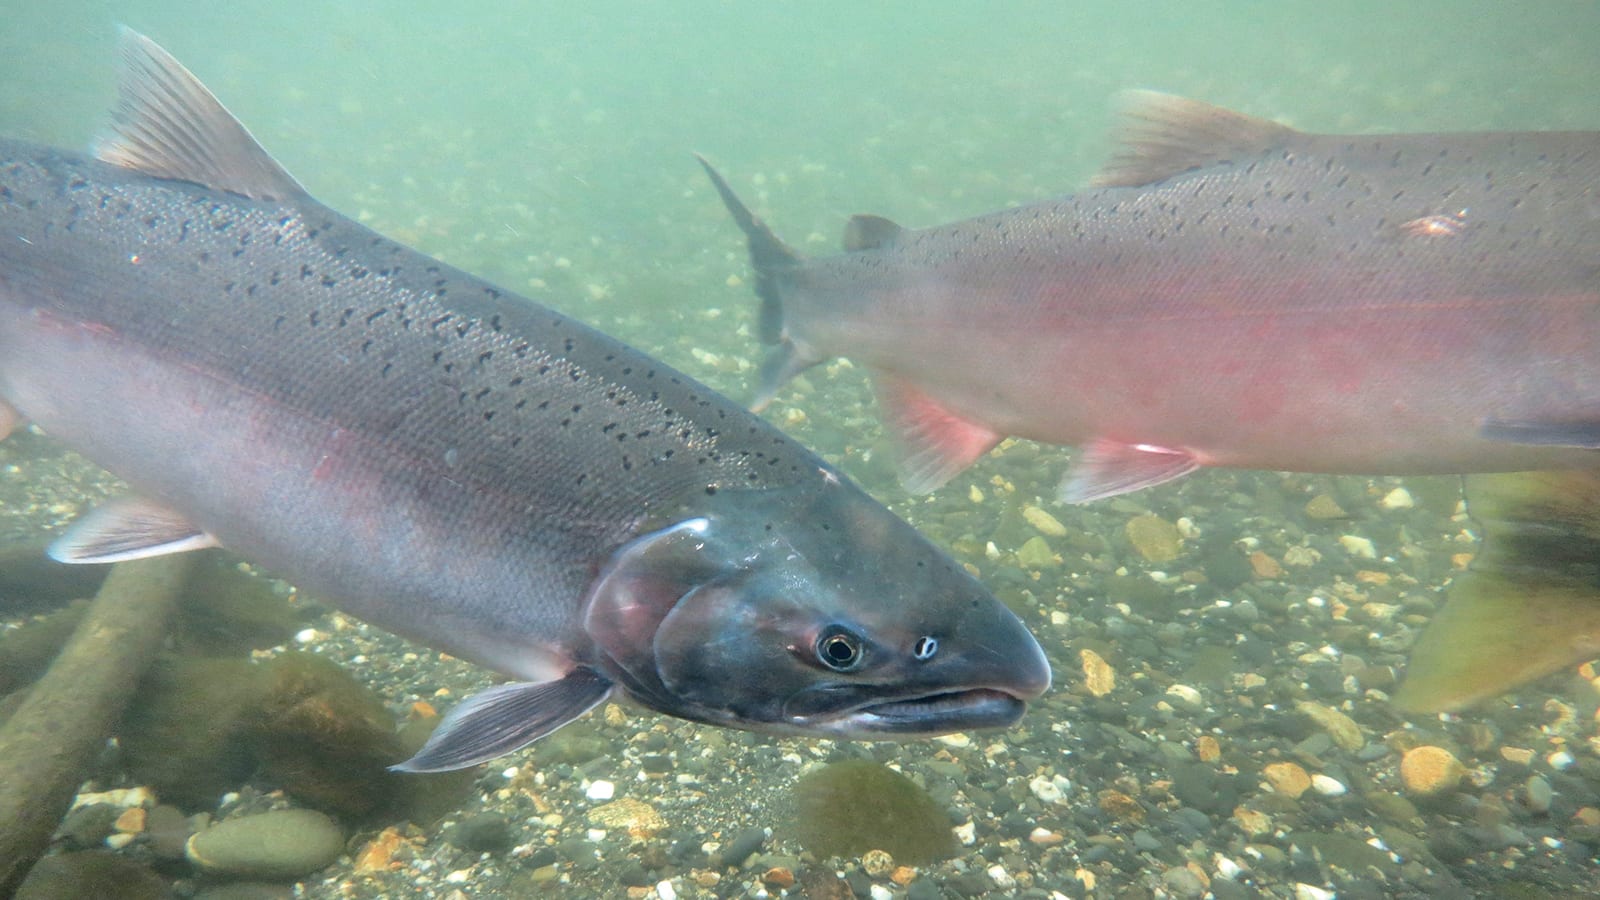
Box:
[695,154,800,345]
[94,28,305,201]
[48,495,219,564]
[843,214,905,251]
[752,341,821,413]
[1092,91,1299,188]
[1480,418,1600,449]
[391,668,613,773]
[1395,471,1600,712]
[874,375,1003,494]
[1060,438,1199,503]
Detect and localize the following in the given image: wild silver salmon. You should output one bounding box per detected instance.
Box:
[0,31,1049,772]
[702,94,1600,713]
[701,93,1600,504]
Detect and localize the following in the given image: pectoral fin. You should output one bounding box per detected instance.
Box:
[48,496,219,564]
[1060,438,1200,503]
[1395,471,1600,713]
[873,374,1002,494]
[391,667,613,773]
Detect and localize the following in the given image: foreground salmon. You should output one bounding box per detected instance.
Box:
[703,95,1600,712]
[0,31,1050,773]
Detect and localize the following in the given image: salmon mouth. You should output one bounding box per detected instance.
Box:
[796,688,1029,737]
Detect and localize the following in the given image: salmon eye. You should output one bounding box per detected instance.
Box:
[816,626,863,671]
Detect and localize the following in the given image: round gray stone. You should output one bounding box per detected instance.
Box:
[185,809,344,880]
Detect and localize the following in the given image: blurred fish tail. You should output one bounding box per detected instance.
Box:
[695,154,816,411]
[1396,470,1600,712]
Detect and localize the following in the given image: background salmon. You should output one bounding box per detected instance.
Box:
[704,94,1600,711]
[702,93,1600,503]
[0,32,1049,772]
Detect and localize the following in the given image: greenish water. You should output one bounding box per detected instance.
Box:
[3,3,1599,898]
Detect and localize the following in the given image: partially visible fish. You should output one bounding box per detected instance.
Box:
[701,95,1600,711]
[1396,470,1600,713]
[700,94,1600,503]
[0,31,1049,773]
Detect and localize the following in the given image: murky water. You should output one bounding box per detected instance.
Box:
[2,3,1598,897]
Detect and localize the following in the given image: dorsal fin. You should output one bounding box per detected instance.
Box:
[843,214,905,251]
[1091,91,1299,188]
[95,28,305,201]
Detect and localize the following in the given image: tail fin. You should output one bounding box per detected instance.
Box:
[694,154,800,346]
[1395,471,1600,713]
[696,155,822,411]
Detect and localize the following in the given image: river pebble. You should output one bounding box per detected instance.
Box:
[1399,746,1466,797]
[185,809,345,880]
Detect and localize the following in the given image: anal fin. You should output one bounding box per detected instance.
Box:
[391,667,613,773]
[1060,438,1200,503]
[48,495,219,564]
[873,374,1002,494]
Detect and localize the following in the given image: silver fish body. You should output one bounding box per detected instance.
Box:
[0,31,1048,771]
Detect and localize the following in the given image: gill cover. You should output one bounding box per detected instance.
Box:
[582,481,1050,735]
[582,509,830,725]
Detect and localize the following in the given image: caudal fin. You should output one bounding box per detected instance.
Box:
[695,155,800,345]
[696,155,826,411]
[1395,470,1600,713]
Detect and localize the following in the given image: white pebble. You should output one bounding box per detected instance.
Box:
[1338,535,1377,559]
[987,865,1017,889]
[1295,885,1334,900]
[71,786,153,810]
[445,869,471,883]
[1165,684,1203,705]
[656,880,678,900]
[954,820,977,846]
[586,828,607,841]
[1380,487,1414,510]
[1029,776,1064,804]
[585,780,615,800]
[1311,774,1347,796]
[870,885,894,900]
[1215,855,1244,880]
[104,833,136,850]
[1548,750,1576,770]
[936,733,971,749]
